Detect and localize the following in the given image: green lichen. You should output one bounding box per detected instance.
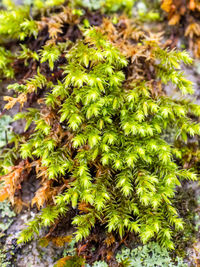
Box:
[0,200,15,233]
[116,242,187,267]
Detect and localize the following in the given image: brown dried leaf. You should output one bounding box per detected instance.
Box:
[185,23,200,38]
[78,202,91,213]
[104,234,115,247]
[161,0,173,12]
[51,235,72,247]
[0,160,31,205]
[168,14,180,25]
[189,0,196,10]
[31,180,57,209]
[4,96,18,110]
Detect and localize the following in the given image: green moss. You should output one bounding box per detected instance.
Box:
[0,0,199,257]
[0,48,14,79]
[15,26,200,249]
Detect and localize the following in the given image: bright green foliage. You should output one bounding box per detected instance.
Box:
[32,0,65,9]
[74,0,135,13]
[14,27,200,249]
[17,205,67,243]
[116,242,187,266]
[40,44,61,70]
[2,0,66,10]
[18,44,39,65]
[135,1,161,22]
[74,0,161,18]
[39,42,70,71]
[0,5,38,41]
[102,0,135,13]
[0,47,14,79]
[154,48,194,95]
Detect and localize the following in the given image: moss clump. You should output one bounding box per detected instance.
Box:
[0,1,199,263]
